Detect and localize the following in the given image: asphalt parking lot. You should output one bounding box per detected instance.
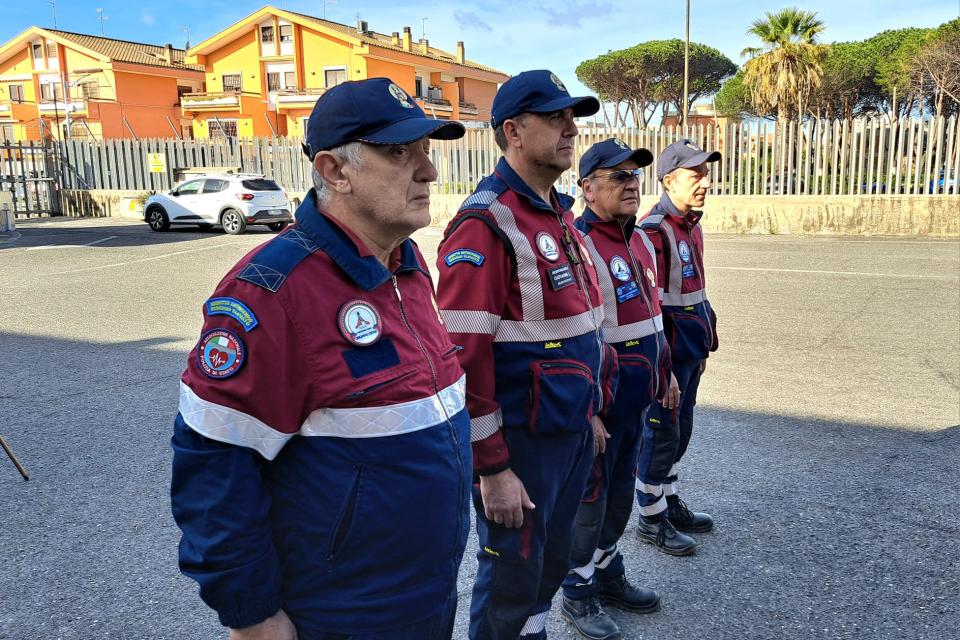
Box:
[0,217,958,640]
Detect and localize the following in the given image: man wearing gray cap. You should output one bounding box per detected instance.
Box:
[635,139,720,556]
[171,78,471,640]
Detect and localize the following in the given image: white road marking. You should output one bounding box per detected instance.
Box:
[712,265,958,280]
[26,235,118,251]
[50,240,252,275]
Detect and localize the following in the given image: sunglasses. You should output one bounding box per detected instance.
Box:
[592,168,644,184]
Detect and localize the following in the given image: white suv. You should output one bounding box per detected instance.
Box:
[144,173,294,235]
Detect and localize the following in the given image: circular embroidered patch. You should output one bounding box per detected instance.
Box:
[645,267,657,288]
[609,255,632,282]
[198,328,246,379]
[338,300,382,346]
[678,240,692,263]
[536,232,560,262]
[388,83,414,108]
[549,73,567,92]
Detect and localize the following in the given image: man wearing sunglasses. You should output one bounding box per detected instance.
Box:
[436,70,615,640]
[559,139,679,639]
[636,139,721,556]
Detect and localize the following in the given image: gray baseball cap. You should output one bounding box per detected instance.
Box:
[657,139,721,180]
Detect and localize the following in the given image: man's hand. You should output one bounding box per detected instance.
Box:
[230,610,297,640]
[479,468,535,528]
[591,415,610,456]
[662,373,680,410]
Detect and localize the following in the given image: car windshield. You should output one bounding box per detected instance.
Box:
[241,179,281,191]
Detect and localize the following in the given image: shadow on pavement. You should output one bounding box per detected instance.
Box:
[0,330,957,640]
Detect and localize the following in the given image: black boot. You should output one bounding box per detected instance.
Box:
[597,574,661,613]
[667,496,714,533]
[560,595,622,640]
[636,516,697,556]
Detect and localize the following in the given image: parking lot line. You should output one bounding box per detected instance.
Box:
[50,240,252,275]
[26,236,118,251]
[712,265,958,280]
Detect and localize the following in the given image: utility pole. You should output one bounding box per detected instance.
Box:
[322,0,335,19]
[46,0,57,28]
[96,8,109,36]
[421,18,428,40]
[682,0,690,130]
[183,26,190,50]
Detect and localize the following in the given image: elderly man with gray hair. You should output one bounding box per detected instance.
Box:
[171,77,471,640]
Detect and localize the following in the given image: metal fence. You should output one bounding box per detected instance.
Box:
[57,116,960,197]
[1,141,60,216]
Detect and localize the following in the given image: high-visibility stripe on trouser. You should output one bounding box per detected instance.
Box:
[636,402,680,518]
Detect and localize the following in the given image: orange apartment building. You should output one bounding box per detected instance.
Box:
[182,6,509,140]
[0,27,204,142]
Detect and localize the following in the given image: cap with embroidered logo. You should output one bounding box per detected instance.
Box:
[302,77,465,157]
[490,70,600,128]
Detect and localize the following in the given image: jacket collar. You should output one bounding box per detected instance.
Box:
[294,189,427,291]
[581,206,636,238]
[658,192,702,228]
[494,157,575,214]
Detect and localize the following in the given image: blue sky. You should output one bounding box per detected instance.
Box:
[3,0,958,98]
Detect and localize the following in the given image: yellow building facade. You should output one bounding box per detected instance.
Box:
[0,28,204,142]
[183,6,508,140]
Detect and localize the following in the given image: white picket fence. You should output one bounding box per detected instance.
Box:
[55,116,960,197]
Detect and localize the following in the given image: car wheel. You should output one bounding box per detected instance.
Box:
[221,209,247,235]
[197,223,214,231]
[268,221,288,232]
[146,206,170,232]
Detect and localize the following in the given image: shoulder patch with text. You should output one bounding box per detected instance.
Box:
[444,249,486,267]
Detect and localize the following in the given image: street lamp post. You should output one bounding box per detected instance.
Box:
[683,0,690,131]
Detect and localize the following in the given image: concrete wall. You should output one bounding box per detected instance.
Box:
[59,189,959,237]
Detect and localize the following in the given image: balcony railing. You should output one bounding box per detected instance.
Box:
[417,96,453,113]
[274,88,326,108]
[181,91,248,109]
[37,99,87,115]
[458,101,479,116]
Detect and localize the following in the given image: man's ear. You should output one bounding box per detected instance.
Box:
[313,152,353,196]
[582,178,596,204]
[501,117,524,150]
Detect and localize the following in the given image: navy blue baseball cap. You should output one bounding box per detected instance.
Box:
[578,138,654,185]
[656,138,721,180]
[490,70,600,128]
[302,77,465,157]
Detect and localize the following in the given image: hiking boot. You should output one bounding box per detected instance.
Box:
[667,496,714,533]
[636,516,697,556]
[560,595,622,640]
[597,574,661,613]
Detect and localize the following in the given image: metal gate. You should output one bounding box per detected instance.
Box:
[0,141,61,217]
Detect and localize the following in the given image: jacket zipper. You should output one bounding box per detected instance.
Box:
[556,214,605,413]
[390,274,466,577]
[685,227,714,352]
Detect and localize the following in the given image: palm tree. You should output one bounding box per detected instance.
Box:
[742,7,830,121]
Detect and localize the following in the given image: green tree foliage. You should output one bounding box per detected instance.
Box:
[714,70,756,118]
[864,27,933,118]
[576,40,736,127]
[742,7,830,121]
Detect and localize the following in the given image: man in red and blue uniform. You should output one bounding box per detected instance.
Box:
[559,139,678,640]
[436,70,614,640]
[170,78,471,640]
[636,139,721,556]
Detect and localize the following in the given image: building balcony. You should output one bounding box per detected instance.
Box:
[0,102,10,117]
[416,97,453,114]
[273,88,326,111]
[181,91,250,111]
[458,101,479,116]
[37,99,87,116]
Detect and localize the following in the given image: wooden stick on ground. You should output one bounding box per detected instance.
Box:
[0,435,29,481]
